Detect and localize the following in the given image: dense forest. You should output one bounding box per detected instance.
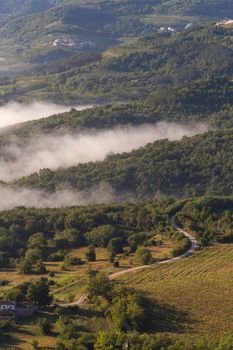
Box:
[155,0,233,17]
[1,24,233,103]
[0,0,63,15]
[13,129,233,198]
[0,199,192,275]
[0,196,232,271]
[177,196,233,244]
[0,77,233,150]
[1,0,232,17]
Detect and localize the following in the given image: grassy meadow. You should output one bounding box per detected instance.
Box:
[0,235,174,303]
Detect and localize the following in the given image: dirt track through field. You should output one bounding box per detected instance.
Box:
[59,216,198,307]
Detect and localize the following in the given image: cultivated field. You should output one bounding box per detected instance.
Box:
[119,244,233,339]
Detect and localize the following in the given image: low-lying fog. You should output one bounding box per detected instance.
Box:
[0,101,208,209]
[0,101,92,127]
[0,122,207,182]
[0,184,121,210]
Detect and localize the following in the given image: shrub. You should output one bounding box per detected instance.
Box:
[70,257,83,265]
[85,225,119,247]
[49,251,66,262]
[135,248,153,265]
[0,251,9,268]
[113,260,120,268]
[38,317,52,335]
[0,279,9,286]
[86,245,96,262]
[171,238,190,257]
[108,238,124,256]
[0,320,12,331]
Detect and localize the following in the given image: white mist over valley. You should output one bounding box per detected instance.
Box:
[0,122,208,182]
[0,101,92,127]
[0,183,120,210]
[0,101,208,208]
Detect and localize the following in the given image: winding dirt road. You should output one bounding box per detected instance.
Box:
[58,216,198,307]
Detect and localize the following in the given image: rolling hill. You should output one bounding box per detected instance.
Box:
[0,0,230,77]
[0,1,232,348]
[0,0,64,15]
[156,0,233,17]
[1,23,232,104]
[119,243,233,339]
[13,129,233,198]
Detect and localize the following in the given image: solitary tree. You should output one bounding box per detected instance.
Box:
[18,259,33,275]
[135,248,152,265]
[26,278,52,306]
[38,317,52,335]
[0,251,9,268]
[108,238,124,256]
[85,245,96,262]
[34,259,47,274]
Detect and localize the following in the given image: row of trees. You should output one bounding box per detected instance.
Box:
[0,201,171,266]
[177,197,233,245]
[4,278,51,306]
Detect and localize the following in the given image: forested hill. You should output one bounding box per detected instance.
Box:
[155,0,233,17]
[1,0,232,18]
[0,77,232,142]
[0,0,63,15]
[0,0,231,79]
[2,23,233,103]
[14,129,233,198]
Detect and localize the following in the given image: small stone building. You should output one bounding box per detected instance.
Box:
[0,301,38,320]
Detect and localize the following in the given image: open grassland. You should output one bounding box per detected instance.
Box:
[119,244,233,339]
[0,238,174,302]
[51,239,174,302]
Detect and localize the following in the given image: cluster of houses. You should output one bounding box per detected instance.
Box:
[216,19,233,26]
[159,26,175,33]
[0,301,38,320]
[52,37,95,50]
[159,23,193,34]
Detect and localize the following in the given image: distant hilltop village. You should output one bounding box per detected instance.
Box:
[52,37,95,50]
[216,19,233,26]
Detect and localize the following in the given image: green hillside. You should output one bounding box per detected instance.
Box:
[0,77,231,140]
[1,0,231,18]
[1,24,232,103]
[0,0,190,74]
[0,196,233,348]
[119,243,233,339]
[156,0,233,17]
[0,0,64,15]
[0,1,233,349]
[177,196,233,244]
[0,0,230,77]
[13,129,233,198]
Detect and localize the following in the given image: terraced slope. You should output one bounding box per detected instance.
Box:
[119,244,233,338]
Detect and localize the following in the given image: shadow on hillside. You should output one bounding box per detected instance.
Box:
[142,297,198,333]
[1,332,29,350]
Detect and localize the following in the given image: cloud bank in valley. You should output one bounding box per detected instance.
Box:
[0,100,208,209]
[0,101,92,127]
[0,122,208,182]
[0,183,121,211]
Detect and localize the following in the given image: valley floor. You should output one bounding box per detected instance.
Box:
[1,244,232,349]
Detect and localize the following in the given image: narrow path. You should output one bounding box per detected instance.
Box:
[58,216,198,307]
